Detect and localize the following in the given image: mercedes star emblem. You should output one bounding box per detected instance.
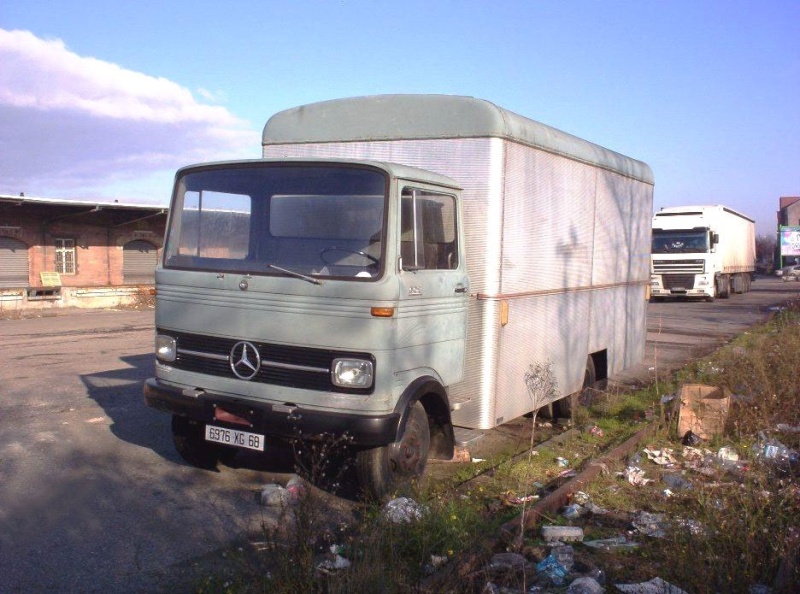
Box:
[229,341,261,380]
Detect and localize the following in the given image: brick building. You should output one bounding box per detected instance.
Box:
[0,194,167,312]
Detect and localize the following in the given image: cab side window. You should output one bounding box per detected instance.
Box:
[400,188,458,270]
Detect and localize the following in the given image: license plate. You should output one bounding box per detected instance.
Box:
[205,425,265,452]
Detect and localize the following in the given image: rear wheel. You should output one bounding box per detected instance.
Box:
[171,415,237,469]
[555,356,596,419]
[356,401,430,499]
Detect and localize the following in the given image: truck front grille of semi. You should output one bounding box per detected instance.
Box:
[663,274,696,290]
[653,259,705,274]
[160,329,374,394]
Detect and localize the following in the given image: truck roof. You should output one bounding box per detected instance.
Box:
[262,95,654,185]
[175,157,462,190]
[654,205,755,223]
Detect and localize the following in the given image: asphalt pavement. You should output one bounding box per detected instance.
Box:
[0,277,797,592]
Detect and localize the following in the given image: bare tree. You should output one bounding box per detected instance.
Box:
[756,233,777,270]
[524,362,558,452]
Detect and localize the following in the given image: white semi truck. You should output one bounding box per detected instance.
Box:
[144,95,654,497]
[650,205,756,301]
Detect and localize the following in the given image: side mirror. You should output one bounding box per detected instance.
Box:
[711,232,720,245]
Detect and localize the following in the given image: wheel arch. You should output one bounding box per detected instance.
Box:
[394,376,455,461]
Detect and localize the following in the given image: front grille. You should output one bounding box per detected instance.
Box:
[653,259,705,274]
[162,329,374,394]
[663,274,695,290]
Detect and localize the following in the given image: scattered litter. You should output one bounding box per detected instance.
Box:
[677,384,731,441]
[660,394,676,405]
[382,497,426,523]
[542,524,584,542]
[674,517,704,536]
[776,423,800,433]
[563,503,585,519]
[451,447,472,462]
[550,544,574,572]
[588,425,604,437]
[661,473,693,491]
[423,554,450,576]
[536,552,568,586]
[717,446,739,463]
[558,469,578,479]
[504,493,540,505]
[573,491,590,504]
[643,448,677,466]
[428,554,448,569]
[489,552,528,571]
[751,432,800,475]
[286,475,305,503]
[615,577,689,594]
[315,545,352,572]
[585,501,609,515]
[632,511,667,538]
[567,576,605,594]
[260,483,290,507]
[472,458,486,463]
[260,478,306,507]
[556,456,569,467]
[681,430,703,446]
[582,536,640,551]
[620,466,653,486]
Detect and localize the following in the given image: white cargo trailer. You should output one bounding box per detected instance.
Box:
[145,95,654,496]
[650,205,756,301]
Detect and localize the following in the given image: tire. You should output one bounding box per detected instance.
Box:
[356,401,430,499]
[717,275,730,299]
[555,356,596,419]
[171,415,236,469]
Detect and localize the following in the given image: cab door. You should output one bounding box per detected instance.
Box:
[396,184,469,386]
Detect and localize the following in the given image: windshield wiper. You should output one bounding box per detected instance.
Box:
[267,264,323,285]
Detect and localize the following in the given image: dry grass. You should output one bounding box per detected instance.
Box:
[197,299,800,593]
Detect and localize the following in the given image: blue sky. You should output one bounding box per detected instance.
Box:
[1,1,798,235]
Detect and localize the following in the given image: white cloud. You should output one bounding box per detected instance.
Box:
[0,29,258,202]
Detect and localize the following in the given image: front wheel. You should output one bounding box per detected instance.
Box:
[356,401,430,499]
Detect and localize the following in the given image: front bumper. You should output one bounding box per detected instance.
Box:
[143,377,399,447]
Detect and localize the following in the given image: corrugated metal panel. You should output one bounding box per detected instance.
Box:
[0,237,29,288]
[262,136,653,430]
[123,240,158,284]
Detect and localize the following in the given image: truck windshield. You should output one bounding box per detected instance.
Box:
[164,164,387,280]
[652,230,709,254]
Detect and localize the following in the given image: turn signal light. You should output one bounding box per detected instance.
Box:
[370,307,395,317]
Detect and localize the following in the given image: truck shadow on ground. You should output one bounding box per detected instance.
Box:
[79,353,297,476]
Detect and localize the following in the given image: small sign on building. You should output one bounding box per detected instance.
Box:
[40,271,62,286]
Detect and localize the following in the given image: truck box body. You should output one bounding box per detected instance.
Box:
[261,95,654,429]
[144,95,653,495]
[650,205,755,301]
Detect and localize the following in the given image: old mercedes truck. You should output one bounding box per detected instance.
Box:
[144,95,654,497]
[650,205,756,301]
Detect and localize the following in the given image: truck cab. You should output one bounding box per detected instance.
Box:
[144,159,468,497]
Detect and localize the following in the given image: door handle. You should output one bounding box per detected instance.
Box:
[454,286,467,294]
